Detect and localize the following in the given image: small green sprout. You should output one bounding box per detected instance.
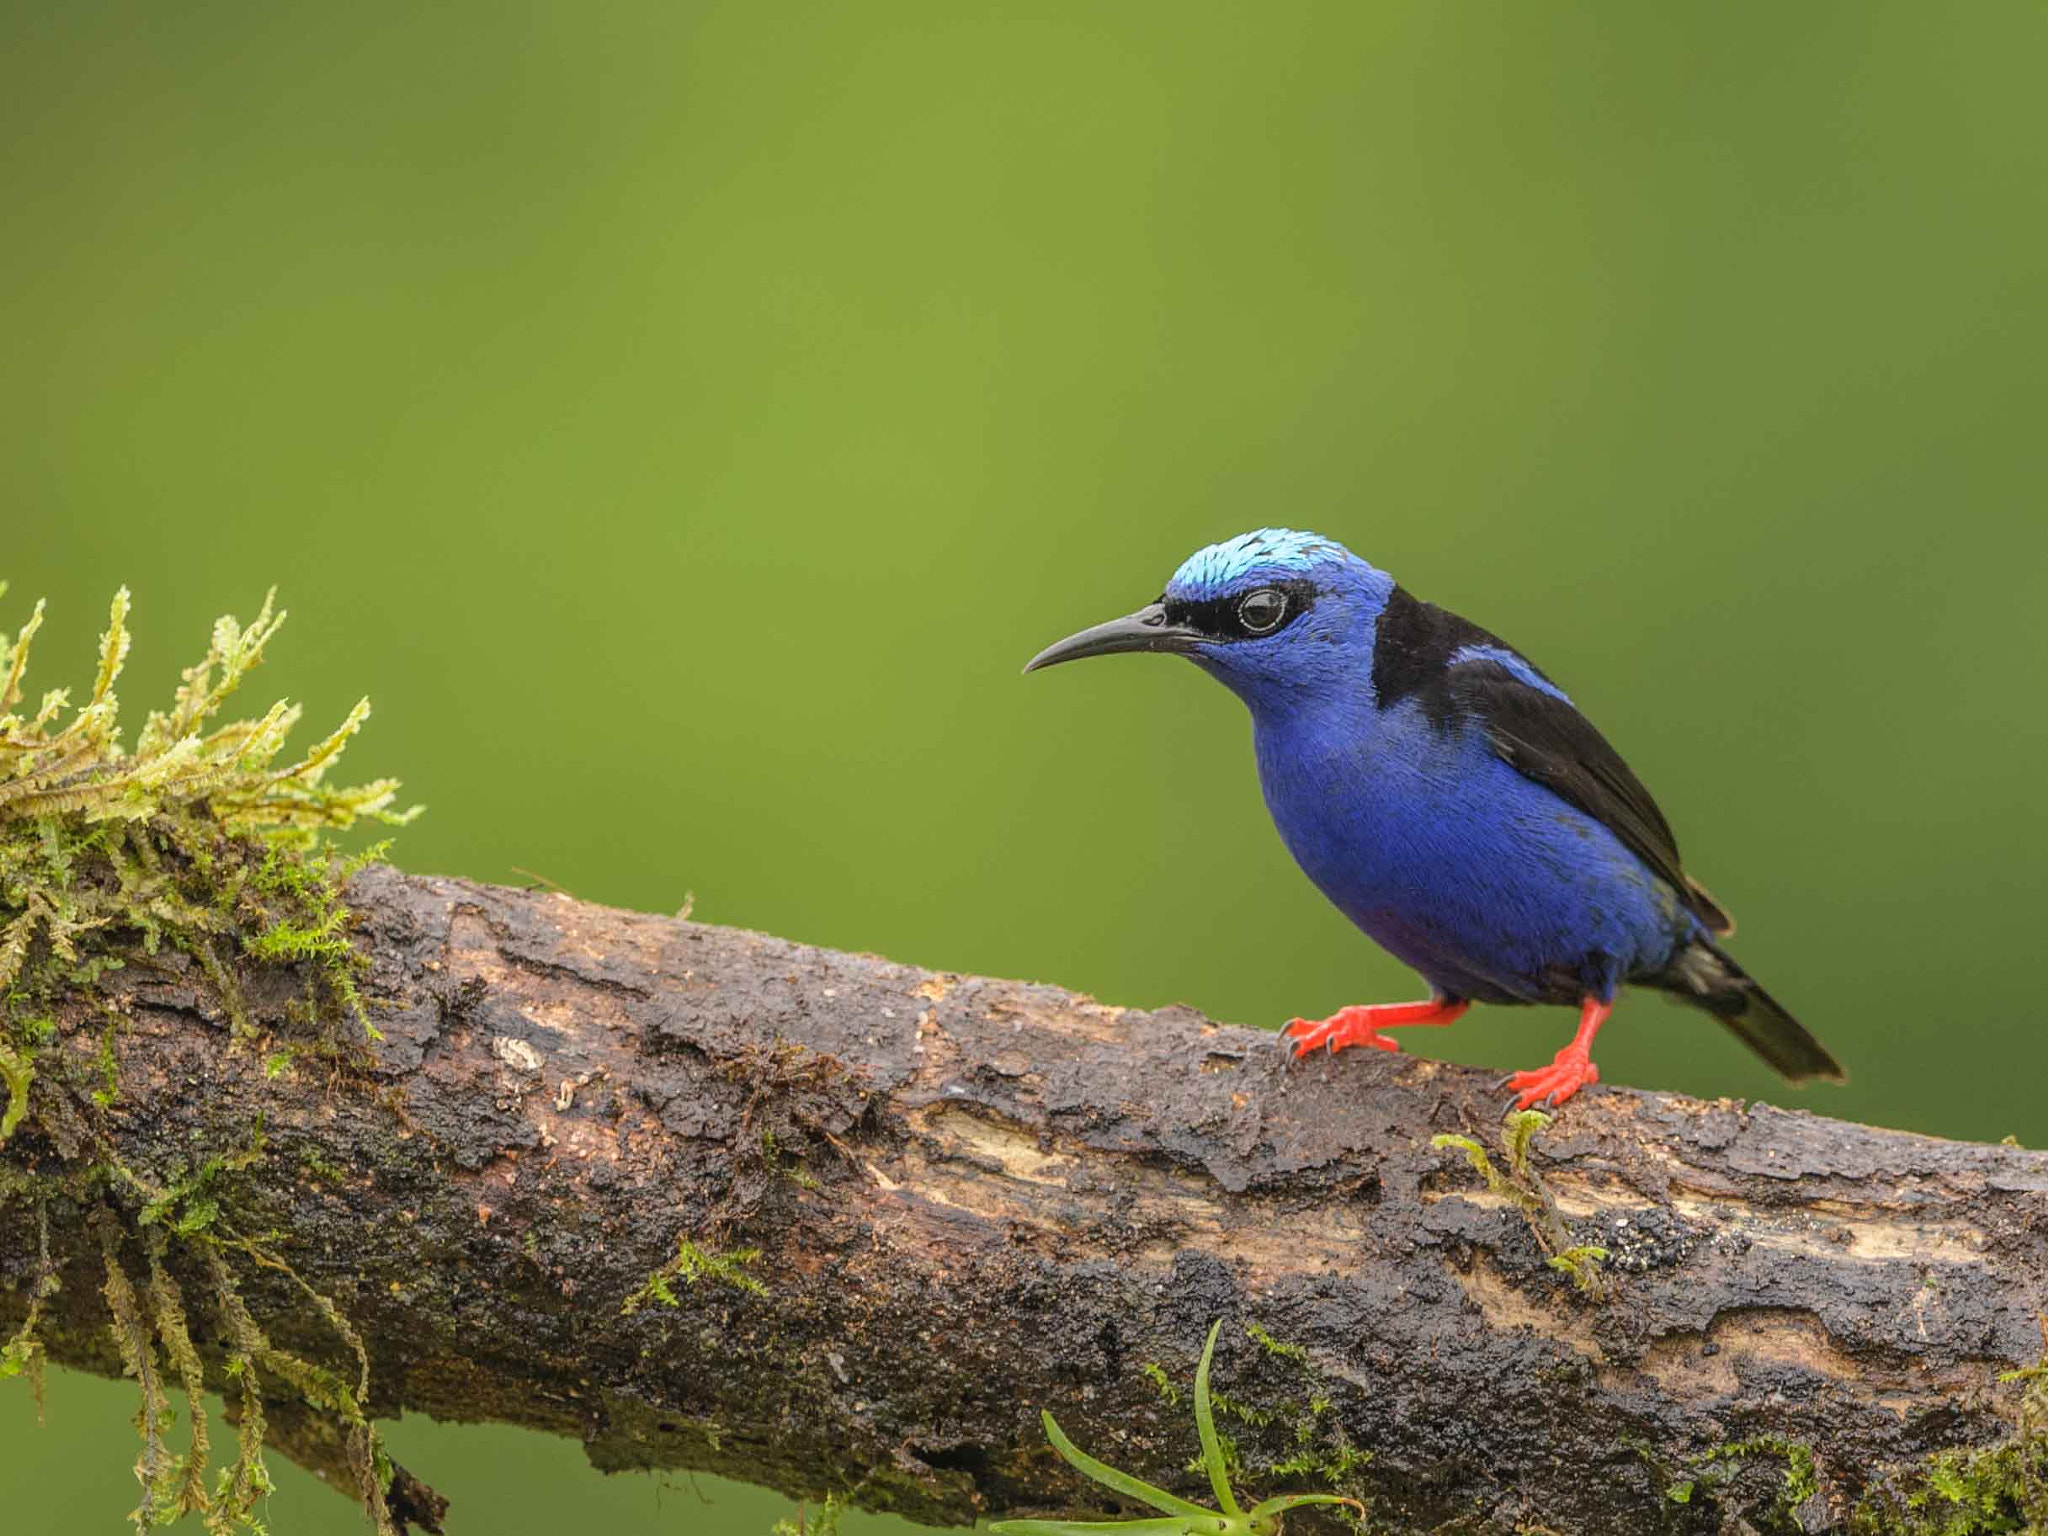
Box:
[1545,1245,1611,1293]
[769,1493,844,1536]
[1432,1111,1609,1298]
[1501,1108,1547,1179]
[622,1235,767,1312]
[991,1321,1366,1536]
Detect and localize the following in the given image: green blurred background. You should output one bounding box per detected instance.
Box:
[4,2,2046,1531]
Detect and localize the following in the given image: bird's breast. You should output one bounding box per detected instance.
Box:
[1252,705,1469,903]
[1250,702,1682,997]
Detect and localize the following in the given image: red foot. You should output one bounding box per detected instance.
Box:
[1282,997,1468,1059]
[1505,996,1612,1109]
[1504,1051,1600,1109]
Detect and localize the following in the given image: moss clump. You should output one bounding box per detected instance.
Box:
[1,579,418,1534]
[1850,1334,2048,1535]
[624,1236,769,1312]
[1655,1342,2046,1534]
[1,583,417,1097]
[1543,1244,1610,1295]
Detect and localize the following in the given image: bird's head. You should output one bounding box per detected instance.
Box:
[1024,529,1393,714]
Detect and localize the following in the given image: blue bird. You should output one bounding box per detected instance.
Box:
[1024,529,1843,1108]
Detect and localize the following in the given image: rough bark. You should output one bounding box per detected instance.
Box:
[3,866,2045,1535]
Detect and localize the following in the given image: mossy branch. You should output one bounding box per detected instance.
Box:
[5,862,2046,1533]
[2,580,419,1534]
[3,583,2047,1535]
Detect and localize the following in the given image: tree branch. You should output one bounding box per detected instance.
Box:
[4,867,2045,1534]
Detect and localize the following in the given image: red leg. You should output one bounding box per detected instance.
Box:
[1282,997,1469,1059]
[1504,995,1611,1110]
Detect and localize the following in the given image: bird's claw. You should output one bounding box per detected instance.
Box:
[1502,1051,1598,1111]
[1281,1011,1402,1059]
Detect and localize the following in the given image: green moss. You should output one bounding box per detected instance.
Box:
[994,1322,1366,1536]
[0,1198,57,1413]
[1628,1427,1823,1526]
[134,1118,269,1238]
[761,1128,823,1190]
[89,1010,123,1106]
[1208,1387,1278,1430]
[0,580,418,1535]
[1543,1245,1610,1294]
[1704,1435,1817,1514]
[99,1210,181,1530]
[1501,1108,1546,1181]
[1244,1322,1307,1364]
[1142,1360,1184,1409]
[1849,1344,2048,1535]
[2,582,416,1093]
[624,1236,770,1312]
[1431,1112,1608,1298]
[769,1494,845,1536]
[296,1144,349,1186]
[0,1035,30,1142]
[1211,1324,1371,1522]
[1140,1333,1371,1511]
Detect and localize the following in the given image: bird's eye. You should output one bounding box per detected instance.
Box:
[1237,588,1287,635]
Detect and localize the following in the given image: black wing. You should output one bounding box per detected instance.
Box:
[1372,586,1733,935]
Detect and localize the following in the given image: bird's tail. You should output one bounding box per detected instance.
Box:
[1654,940,1845,1084]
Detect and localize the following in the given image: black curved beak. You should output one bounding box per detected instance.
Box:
[1023,602,1206,674]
